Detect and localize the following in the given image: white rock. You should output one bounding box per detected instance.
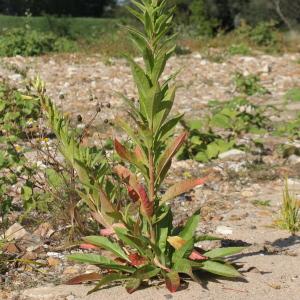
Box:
[218,149,246,160]
[5,223,28,241]
[288,155,300,165]
[216,225,233,235]
[8,74,22,81]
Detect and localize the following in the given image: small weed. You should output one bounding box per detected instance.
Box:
[276,180,300,235]
[252,199,271,207]
[228,43,251,56]
[234,72,269,96]
[178,97,272,162]
[285,88,300,103]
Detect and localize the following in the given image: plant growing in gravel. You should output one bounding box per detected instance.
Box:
[276,179,300,235]
[178,97,272,162]
[234,72,269,96]
[0,81,42,224]
[56,0,245,294]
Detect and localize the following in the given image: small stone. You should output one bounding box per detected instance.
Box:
[22,252,38,260]
[219,149,246,160]
[85,265,100,273]
[288,154,300,165]
[33,222,54,238]
[4,243,20,254]
[5,223,28,241]
[47,257,61,267]
[241,190,255,197]
[63,265,81,275]
[216,225,233,235]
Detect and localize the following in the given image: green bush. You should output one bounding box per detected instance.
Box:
[0,81,41,222]
[0,28,76,57]
[234,72,269,96]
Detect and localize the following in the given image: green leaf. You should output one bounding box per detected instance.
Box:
[83,236,130,262]
[195,235,221,242]
[200,260,241,278]
[114,227,147,256]
[165,271,180,293]
[210,114,231,129]
[179,211,200,241]
[88,273,129,295]
[133,264,160,280]
[125,278,142,294]
[21,185,33,201]
[204,247,245,259]
[172,238,194,261]
[68,254,134,273]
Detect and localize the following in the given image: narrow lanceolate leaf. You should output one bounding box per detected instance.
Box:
[156,132,188,178]
[83,236,130,262]
[66,273,102,285]
[200,261,241,278]
[126,278,142,294]
[179,211,200,241]
[87,273,129,295]
[114,139,146,173]
[204,247,245,259]
[161,178,207,203]
[165,271,180,293]
[68,254,134,273]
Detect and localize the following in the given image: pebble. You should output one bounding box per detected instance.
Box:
[215,225,233,235]
[219,149,246,160]
[5,223,28,241]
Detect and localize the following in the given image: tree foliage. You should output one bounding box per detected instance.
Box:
[0,0,116,17]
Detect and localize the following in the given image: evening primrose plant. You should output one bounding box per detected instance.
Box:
[38,0,244,294]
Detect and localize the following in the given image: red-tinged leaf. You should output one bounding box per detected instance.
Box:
[138,184,153,217]
[189,250,208,261]
[114,165,153,217]
[134,145,147,164]
[157,132,188,178]
[66,273,102,285]
[128,253,147,267]
[114,139,146,173]
[100,223,126,237]
[80,244,99,250]
[127,186,139,202]
[165,271,181,293]
[161,177,207,203]
[114,139,132,162]
[126,278,142,294]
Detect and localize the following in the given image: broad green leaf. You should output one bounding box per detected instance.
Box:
[200,260,241,278]
[83,236,130,262]
[204,247,245,258]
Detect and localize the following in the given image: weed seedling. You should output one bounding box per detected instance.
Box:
[277,180,300,236]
